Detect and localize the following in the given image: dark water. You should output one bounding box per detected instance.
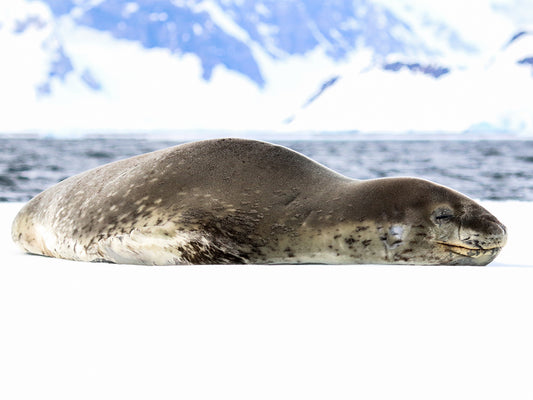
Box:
[1,137,532,202]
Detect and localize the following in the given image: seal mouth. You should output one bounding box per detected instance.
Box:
[436,241,502,258]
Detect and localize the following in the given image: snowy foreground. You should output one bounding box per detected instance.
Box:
[1,201,533,400]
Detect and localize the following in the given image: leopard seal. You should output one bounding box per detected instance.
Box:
[12,138,507,265]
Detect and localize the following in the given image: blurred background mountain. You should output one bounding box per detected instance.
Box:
[1,0,532,136]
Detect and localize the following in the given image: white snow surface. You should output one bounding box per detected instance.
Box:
[1,201,533,400]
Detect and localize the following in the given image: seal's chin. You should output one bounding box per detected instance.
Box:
[436,241,503,265]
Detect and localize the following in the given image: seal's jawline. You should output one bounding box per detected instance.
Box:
[436,241,501,257]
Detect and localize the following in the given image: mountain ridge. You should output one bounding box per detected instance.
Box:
[1,0,532,135]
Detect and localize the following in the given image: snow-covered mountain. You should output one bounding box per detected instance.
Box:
[0,0,532,135]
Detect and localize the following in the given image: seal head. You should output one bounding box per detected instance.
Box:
[323,177,507,265]
[11,138,507,265]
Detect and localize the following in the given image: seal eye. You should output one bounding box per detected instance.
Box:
[433,208,454,224]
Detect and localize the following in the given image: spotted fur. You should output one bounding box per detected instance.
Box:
[12,139,507,265]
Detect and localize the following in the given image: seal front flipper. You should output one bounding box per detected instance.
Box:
[96,226,249,265]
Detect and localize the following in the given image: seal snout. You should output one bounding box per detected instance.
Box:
[435,210,508,265]
[479,215,507,248]
[458,214,507,254]
[490,220,507,242]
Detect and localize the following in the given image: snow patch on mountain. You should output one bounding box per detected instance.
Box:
[284,45,533,134]
[0,0,532,135]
